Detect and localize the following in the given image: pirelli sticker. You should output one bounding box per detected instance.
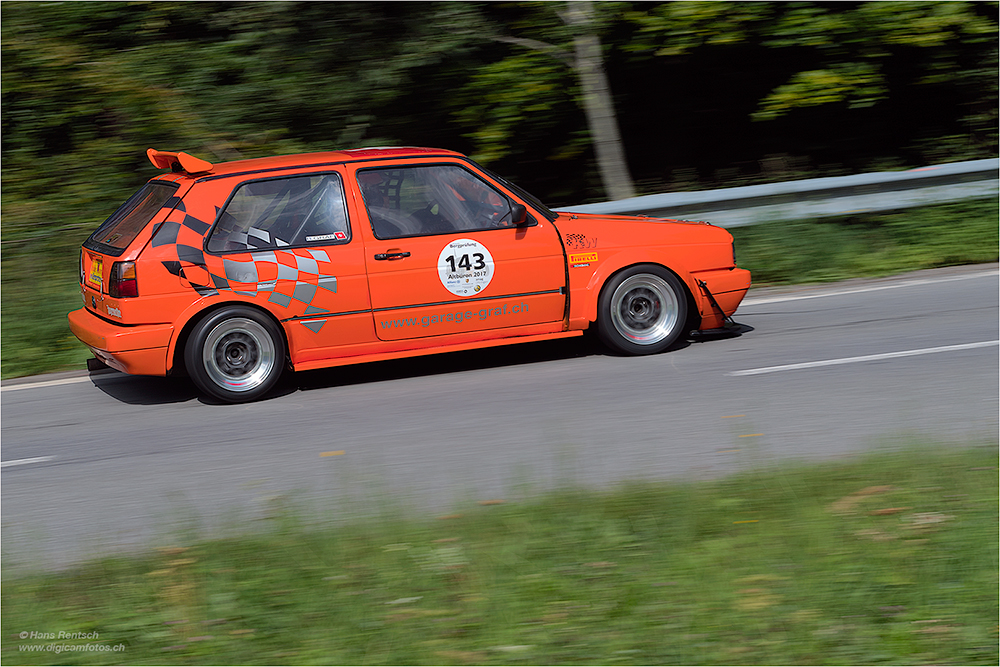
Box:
[569,252,598,267]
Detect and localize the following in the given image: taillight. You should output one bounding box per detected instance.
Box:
[79,250,85,284]
[108,261,138,298]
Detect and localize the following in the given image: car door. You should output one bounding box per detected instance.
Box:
[353,162,567,341]
[194,169,375,358]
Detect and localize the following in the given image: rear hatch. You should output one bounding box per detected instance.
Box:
[81,180,180,316]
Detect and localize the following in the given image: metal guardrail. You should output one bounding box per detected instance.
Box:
[557,158,999,228]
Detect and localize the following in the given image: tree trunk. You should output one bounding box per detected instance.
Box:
[563,1,636,200]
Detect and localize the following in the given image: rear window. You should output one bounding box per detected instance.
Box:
[85,181,179,256]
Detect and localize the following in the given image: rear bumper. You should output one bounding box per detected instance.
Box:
[692,267,752,329]
[68,308,173,376]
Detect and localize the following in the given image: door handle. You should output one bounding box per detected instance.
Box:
[373,251,411,261]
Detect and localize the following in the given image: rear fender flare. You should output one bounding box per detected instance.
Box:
[167,295,289,375]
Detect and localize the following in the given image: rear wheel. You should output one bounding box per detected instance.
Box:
[185,306,285,402]
[597,265,688,355]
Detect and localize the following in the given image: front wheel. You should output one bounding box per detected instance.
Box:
[185,306,286,402]
[597,265,688,355]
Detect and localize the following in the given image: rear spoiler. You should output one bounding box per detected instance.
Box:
[146,149,214,175]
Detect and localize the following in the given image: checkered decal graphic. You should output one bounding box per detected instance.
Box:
[150,199,338,314]
[564,233,597,250]
[152,199,221,296]
[221,248,338,313]
[227,226,280,249]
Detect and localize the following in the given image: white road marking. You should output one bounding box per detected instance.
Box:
[1,372,128,393]
[1,456,56,468]
[729,340,999,377]
[740,270,998,306]
[1,376,93,392]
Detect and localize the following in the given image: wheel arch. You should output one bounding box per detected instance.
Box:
[167,298,290,376]
[580,250,702,331]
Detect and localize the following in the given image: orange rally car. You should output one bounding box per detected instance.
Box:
[69,147,751,402]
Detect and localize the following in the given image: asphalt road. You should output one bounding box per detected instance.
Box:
[3,264,997,569]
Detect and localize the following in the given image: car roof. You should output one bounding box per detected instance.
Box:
[150,146,465,180]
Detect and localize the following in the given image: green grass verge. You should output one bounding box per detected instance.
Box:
[2,198,997,379]
[3,445,997,665]
[730,198,999,285]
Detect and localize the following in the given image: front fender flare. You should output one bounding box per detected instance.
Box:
[574,248,702,325]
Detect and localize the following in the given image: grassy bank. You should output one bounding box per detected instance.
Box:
[2,198,996,379]
[729,198,998,285]
[2,445,996,665]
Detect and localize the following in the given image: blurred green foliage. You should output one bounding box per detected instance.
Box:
[3,1,996,201]
[3,444,997,664]
[1,1,996,377]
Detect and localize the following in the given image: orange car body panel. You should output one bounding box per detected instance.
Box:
[68,307,172,375]
[557,212,750,329]
[69,148,750,377]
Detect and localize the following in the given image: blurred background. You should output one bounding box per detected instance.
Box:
[2,1,997,376]
[1,8,997,662]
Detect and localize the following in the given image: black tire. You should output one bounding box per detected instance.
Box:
[597,264,688,355]
[185,306,286,402]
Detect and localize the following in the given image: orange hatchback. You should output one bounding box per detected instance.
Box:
[69,148,751,402]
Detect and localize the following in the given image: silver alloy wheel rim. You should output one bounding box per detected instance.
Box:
[610,274,679,345]
[202,317,275,392]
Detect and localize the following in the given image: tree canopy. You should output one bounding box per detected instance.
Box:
[2,1,996,219]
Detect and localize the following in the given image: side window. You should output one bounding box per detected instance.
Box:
[207,173,350,253]
[359,165,514,240]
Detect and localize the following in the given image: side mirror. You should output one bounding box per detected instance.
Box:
[511,203,528,226]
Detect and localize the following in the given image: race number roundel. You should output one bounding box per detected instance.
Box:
[438,238,495,297]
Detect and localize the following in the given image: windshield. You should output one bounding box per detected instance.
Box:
[85,181,179,256]
[466,160,558,223]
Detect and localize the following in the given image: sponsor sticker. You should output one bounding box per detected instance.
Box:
[438,238,495,297]
[569,252,598,263]
[305,231,348,242]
